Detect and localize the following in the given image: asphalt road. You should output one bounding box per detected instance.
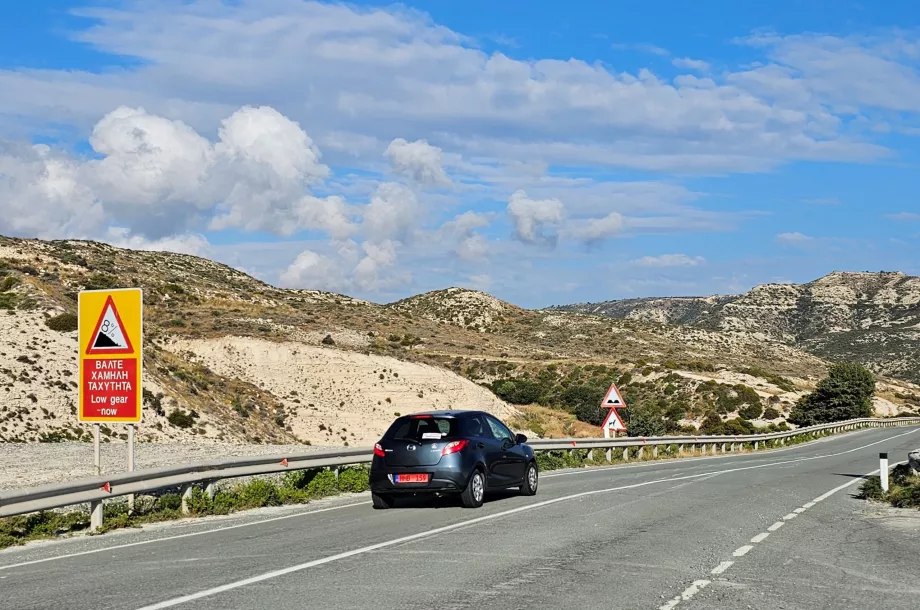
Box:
[1,426,919,610]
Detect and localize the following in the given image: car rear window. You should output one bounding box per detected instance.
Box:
[384,416,459,441]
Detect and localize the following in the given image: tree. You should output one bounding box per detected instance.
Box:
[788,362,875,426]
[563,384,608,425]
[625,404,668,437]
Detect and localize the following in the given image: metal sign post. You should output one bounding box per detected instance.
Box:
[127,423,136,513]
[93,423,101,476]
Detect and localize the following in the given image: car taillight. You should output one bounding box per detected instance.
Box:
[441,439,468,456]
[374,443,385,457]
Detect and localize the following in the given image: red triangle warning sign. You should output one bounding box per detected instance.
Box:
[85,295,134,355]
[602,407,626,431]
[601,383,627,408]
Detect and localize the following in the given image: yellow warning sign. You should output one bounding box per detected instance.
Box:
[78,288,143,423]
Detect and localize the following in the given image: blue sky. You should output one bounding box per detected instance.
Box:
[0,0,918,307]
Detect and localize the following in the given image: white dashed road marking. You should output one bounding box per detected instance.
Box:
[658,457,910,609]
[659,580,711,610]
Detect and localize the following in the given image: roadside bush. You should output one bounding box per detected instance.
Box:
[156,493,182,511]
[738,402,764,420]
[45,312,78,332]
[239,479,281,508]
[762,406,781,420]
[625,404,668,437]
[305,470,338,497]
[789,362,875,426]
[167,409,197,429]
[337,467,370,493]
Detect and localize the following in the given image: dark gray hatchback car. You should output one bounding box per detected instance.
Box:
[369,410,538,509]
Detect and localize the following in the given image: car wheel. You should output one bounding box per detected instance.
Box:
[520,462,538,496]
[372,492,394,509]
[460,469,485,508]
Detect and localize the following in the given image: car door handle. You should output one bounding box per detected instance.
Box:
[477,442,485,449]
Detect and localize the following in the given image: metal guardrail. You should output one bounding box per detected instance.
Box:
[1,417,918,527]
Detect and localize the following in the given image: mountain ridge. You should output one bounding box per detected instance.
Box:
[548,270,920,383]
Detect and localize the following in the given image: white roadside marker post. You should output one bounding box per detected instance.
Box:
[880,452,889,493]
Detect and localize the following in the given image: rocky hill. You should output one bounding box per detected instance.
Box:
[0,236,917,458]
[549,271,920,384]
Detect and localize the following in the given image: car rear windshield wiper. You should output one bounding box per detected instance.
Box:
[392,437,422,444]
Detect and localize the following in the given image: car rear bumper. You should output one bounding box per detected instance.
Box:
[369,463,470,495]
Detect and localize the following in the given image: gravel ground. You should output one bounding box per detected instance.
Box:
[0,442,343,493]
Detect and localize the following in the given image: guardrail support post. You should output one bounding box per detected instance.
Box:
[880,452,889,492]
[181,484,193,515]
[90,500,103,532]
[205,480,216,500]
[605,447,612,462]
[623,448,629,461]
[720,443,726,453]
[754,441,759,450]
[652,446,658,458]
[587,448,594,462]
[637,446,644,460]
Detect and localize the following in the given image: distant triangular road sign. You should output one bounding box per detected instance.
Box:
[602,407,626,431]
[85,295,134,355]
[601,383,626,408]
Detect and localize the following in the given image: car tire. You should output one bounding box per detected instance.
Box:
[520,461,538,496]
[372,492,394,509]
[460,469,485,508]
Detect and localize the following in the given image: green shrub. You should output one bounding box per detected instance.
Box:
[184,487,213,515]
[239,479,281,508]
[738,402,764,420]
[762,406,781,420]
[157,493,182,511]
[625,404,668,437]
[0,275,19,291]
[211,490,241,514]
[167,409,197,428]
[789,362,875,426]
[337,467,370,493]
[306,470,338,497]
[45,312,78,332]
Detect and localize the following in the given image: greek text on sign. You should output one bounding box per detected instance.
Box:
[78,288,143,423]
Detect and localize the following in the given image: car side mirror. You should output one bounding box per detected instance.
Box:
[514,433,528,445]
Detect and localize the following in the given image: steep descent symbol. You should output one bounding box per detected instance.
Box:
[85,295,134,355]
[602,383,625,407]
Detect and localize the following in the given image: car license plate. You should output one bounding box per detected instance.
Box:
[394,473,429,483]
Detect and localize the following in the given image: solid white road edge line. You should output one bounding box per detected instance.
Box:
[132,434,918,610]
[0,501,371,572]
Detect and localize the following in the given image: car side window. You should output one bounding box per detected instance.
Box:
[486,416,513,443]
[466,415,493,439]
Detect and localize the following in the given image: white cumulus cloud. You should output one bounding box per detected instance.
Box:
[507,189,565,245]
[384,138,451,187]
